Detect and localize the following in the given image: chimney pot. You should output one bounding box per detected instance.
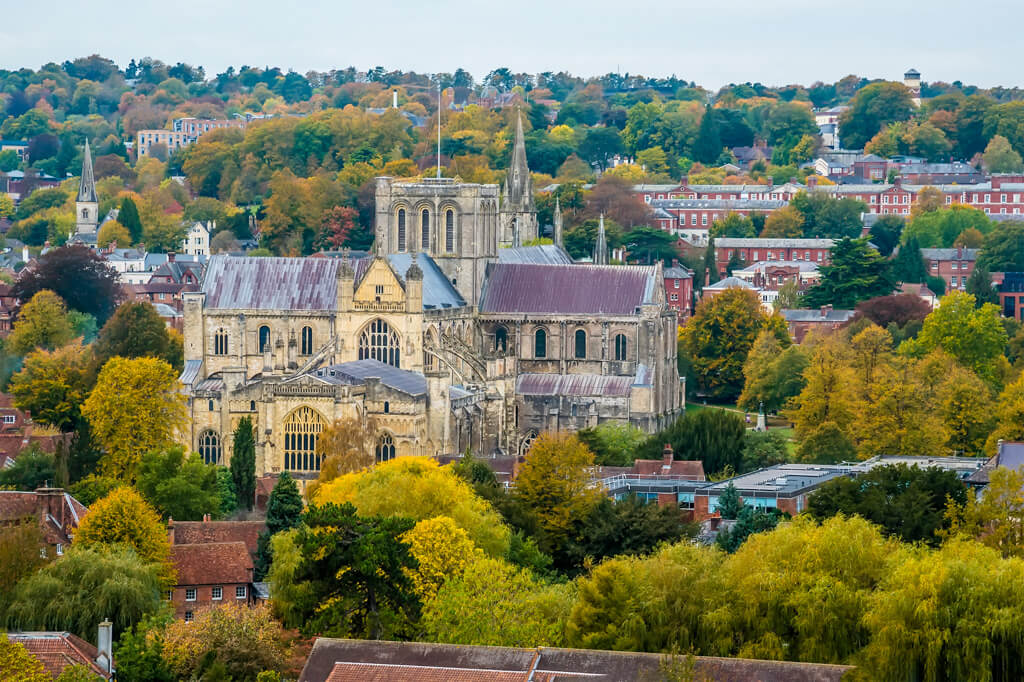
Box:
[96,621,113,674]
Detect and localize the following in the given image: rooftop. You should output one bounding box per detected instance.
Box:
[311,359,428,397]
[479,263,657,316]
[715,237,835,248]
[171,541,253,586]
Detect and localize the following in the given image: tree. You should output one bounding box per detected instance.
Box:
[901,290,1008,384]
[161,604,285,682]
[216,467,238,517]
[254,471,303,581]
[979,221,1024,272]
[97,220,132,248]
[315,205,359,251]
[838,82,915,149]
[715,506,784,553]
[716,482,743,520]
[315,457,510,557]
[230,417,256,511]
[741,430,791,472]
[118,197,144,243]
[903,205,992,248]
[5,546,163,642]
[868,215,905,256]
[0,517,48,616]
[852,293,931,330]
[575,421,648,466]
[75,487,172,570]
[401,516,483,602]
[738,330,808,414]
[0,637,50,682]
[292,502,420,639]
[92,302,179,370]
[808,464,967,544]
[703,238,718,286]
[81,357,186,480]
[7,344,91,433]
[136,446,221,521]
[12,245,121,324]
[945,467,1024,558]
[112,613,176,682]
[983,133,1024,173]
[622,226,680,265]
[787,335,857,444]
[712,212,756,239]
[0,194,15,219]
[693,106,722,163]
[513,433,601,550]
[639,409,747,476]
[803,238,896,309]
[760,205,804,238]
[892,235,927,283]
[985,373,1024,453]
[307,417,377,500]
[965,263,999,306]
[7,290,76,356]
[0,447,56,491]
[682,287,767,399]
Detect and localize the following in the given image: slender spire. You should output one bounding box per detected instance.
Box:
[552,197,563,247]
[77,139,97,203]
[593,214,609,265]
[507,108,532,205]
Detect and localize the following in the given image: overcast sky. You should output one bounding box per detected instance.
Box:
[2,0,1018,90]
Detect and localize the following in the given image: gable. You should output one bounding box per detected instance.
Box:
[353,258,405,309]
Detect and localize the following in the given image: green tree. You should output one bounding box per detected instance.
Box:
[983,134,1024,173]
[118,196,144,244]
[738,330,808,414]
[254,471,303,580]
[230,417,256,511]
[703,238,718,286]
[92,301,179,370]
[113,613,176,682]
[693,106,722,164]
[639,409,747,476]
[0,447,56,491]
[715,506,783,553]
[741,430,791,472]
[838,82,915,149]
[622,226,679,265]
[803,238,896,309]
[682,287,767,399]
[892,235,927,283]
[136,446,221,521]
[7,290,76,356]
[965,263,998,306]
[868,215,905,256]
[716,482,743,520]
[292,502,420,639]
[575,422,648,466]
[216,468,238,517]
[0,518,48,616]
[760,205,804,238]
[903,204,992,248]
[979,221,1024,272]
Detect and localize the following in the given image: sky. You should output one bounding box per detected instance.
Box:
[2,0,1020,90]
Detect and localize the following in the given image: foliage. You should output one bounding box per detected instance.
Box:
[315,457,510,557]
[761,205,803,238]
[852,293,931,330]
[639,409,746,476]
[838,81,915,149]
[7,290,76,356]
[903,204,992,249]
[867,215,904,256]
[741,430,791,472]
[738,330,807,414]
[0,637,51,682]
[682,287,768,400]
[978,221,1024,272]
[81,357,186,480]
[5,545,163,642]
[216,467,237,517]
[92,301,180,370]
[12,245,121,324]
[985,372,1024,454]
[112,612,176,682]
[9,343,92,432]
[716,482,743,520]
[75,487,172,571]
[292,502,420,639]
[945,467,1024,558]
[795,421,857,463]
[265,471,303,535]
[0,447,56,491]
[161,604,286,682]
[715,507,784,553]
[0,518,48,616]
[136,446,220,521]
[983,134,1024,172]
[575,421,648,466]
[401,516,483,602]
[965,263,999,306]
[230,417,256,511]
[803,238,896,309]
[307,417,377,500]
[67,473,122,507]
[264,529,310,629]
[891,235,927,283]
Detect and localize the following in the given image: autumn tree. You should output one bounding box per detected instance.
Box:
[985,372,1024,453]
[760,205,804,238]
[401,516,484,602]
[738,330,808,414]
[7,290,76,355]
[75,487,171,569]
[682,287,768,399]
[92,301,180,370]
[787,333,857,442]
[983,134,1024,173]
[9,343,92,431]
[12,245,121,323]
[0,518,48,616]
[0,637,51,682]
[230,417,256,511]
[838,82,915,149]
[97,219,131,248]
[307,417,378,500]
[161,604,286,681]
[81,356,186,480]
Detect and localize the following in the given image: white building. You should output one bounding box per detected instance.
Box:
[182,221,211,257]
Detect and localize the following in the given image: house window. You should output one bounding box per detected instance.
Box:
[397,208,406,251]
[2,414,15,424]
[56,543,63,556]
[376,433,395,463]
[701,214,707,226]
[199,430,220,465]
[574,329,587,359]
[186,588,197,601]
[531,328,548,358]
[250,400,256,411]
[614,334,627,361]
[358,319,400,368]
[421,209,430,250]
[184,611,194,622]
[946,196,952,204]
[164,591,172,601]
[301,326,313,355]
[214,329,228,355]
[931,262,938,269]
[258,325,271,353]
[445,209,455,252]
[670,293,679,301]
[674,279,680,288]
[690,215,696,225]
[212,586,223,601]
[283,406,326,472]
[495,326,508,352]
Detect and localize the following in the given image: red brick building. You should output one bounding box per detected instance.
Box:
[0,393,73,468]
[714,238,834,278]
[0,488,88,557]
[781,305,855,343]
[997,272,1024,321]
[169,541,256,621]
[919,247,977,292]
[663,260,693,322]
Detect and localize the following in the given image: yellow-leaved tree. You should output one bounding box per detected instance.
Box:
[306,417,378,500]
[402,516,484,602]
[985,372,1024,454]
[81,356,186,480]
[313,456,510,557]
[7,289,76,355]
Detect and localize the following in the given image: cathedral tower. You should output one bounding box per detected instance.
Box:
[75,140,98,235]
[499,110,538,246]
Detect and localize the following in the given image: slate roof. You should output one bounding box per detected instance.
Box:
[920,248,978,261]
[736,260,820,274]
[715,237,835,249]
[180,359,202,385]
[203,255,341,310]
[704,276,756,291]
[8,632,110,679]
[169,520,265,555]
[479,264,656,315]
[497,245,573,265]
[312,359,428,396]
[781,308,855,323]
[299,639,854,682]
[663,265,692,279]
[171,542,253,586]
[383,253,466,309]
[651,198,786,210]
[516,373,634,397]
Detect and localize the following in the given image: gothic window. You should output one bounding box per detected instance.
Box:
[383,401,390,414]
[445,209,454,252]
[283,406,325,472]
[214,328,228,355]
[258,325,271,353]
[574,329,587,359]
[495,326,508,352]
[301,326,313,355]
[424,331,437,371]
[376,433,395,463]
[359,318,401,368]
[198,430,220,465]
[534,328,547,358]
[421,209,430,249]
[81,208,88,219]
[614,334,627,361]
[397,208,406,251]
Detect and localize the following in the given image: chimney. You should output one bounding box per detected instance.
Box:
[672,258,679,269]
[997,439,1004,460]
[663,443,674,469]
[21,245,28,263]
[203,513,210,523]
[820,304,832,318]
[167,517,175,545]
[392,90,398,108]
[167,251,176,262]
[96,621,113,674]
[956,246,963,259]
[766,175,774,187]
[807,175,818,188]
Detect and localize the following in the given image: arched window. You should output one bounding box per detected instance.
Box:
[208,399,214,411]
[614,334,627,361]
[534,328,546,358]
[283,406,326,472]
[574,329,587,359]
[421,209,430,250]
[359,319,401,367]
[397,208,406,251]
[301,326,313,355]
[445,209,454,252]
[214,328,228,355]
[424,331,436,371]
[249,400,256,411]
[383,401,390,414]
[258,325,271,353]
[376,433,395,463]
[198,430,220,465]
[495,326,508,352]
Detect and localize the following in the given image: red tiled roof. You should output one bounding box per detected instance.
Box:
[479,264,656,315]
[633,459,706,480]
[171,542,253,586]
[326,663,529,681]
[0,489,86,546]
[170,520,265,555]
[8,633,109,679]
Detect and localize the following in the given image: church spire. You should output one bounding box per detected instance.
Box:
[552,197,563,247]
[77,139,97,203]
[507,108,532,206]
[593,214,609,265]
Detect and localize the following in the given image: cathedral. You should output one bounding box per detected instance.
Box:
[180,112,682,484]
